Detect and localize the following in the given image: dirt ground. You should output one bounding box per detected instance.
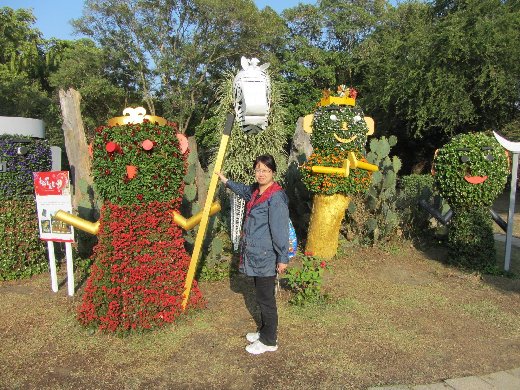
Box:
[1,232,520,389]
[1,193,520,389]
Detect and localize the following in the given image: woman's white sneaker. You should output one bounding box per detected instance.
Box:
[245,340,278,355]
[246,332,260,343]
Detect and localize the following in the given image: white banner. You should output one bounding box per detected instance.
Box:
[33,171,74,242]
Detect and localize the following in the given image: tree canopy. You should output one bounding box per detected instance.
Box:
[0,0,518,172]
[72,0,287,133]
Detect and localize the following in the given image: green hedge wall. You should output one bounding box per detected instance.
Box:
[0,197,47,280]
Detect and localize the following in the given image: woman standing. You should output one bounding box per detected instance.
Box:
[216,154,289,355]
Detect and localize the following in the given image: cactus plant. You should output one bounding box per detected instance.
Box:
[345,136,402,244]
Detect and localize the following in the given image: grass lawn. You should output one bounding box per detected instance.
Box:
[1,236,519,389]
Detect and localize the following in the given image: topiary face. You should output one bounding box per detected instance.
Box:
[311,105,369,153]
[433,133,509,209]
[92,121,187,205]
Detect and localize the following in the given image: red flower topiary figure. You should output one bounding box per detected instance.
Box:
[77,109,204,333]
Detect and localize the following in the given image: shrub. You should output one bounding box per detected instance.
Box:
[397,174,438,237]
[284,254,330,306]
[433,133,508,209]
[0,135,51,199]
[0,197,47,280]
[448,209,496,270]
[433,132,508,269]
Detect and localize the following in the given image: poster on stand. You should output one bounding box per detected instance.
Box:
[33,171,74,242]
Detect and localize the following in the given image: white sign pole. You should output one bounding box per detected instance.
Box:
[34,171,75,294]
[47,241,58,292]
[504,152,519,271]
[493,132,520,272]
[65,242,74,296]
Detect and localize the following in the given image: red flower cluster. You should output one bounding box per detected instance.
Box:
[78,199,205,333]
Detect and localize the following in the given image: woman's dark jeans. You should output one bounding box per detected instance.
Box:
[253,275,278,346]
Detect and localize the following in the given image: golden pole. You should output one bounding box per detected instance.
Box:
[172,202,221,230]
[181,114,235,309]
[54,210,100,235]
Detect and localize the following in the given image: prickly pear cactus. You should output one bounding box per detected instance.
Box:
[364,136,402,241]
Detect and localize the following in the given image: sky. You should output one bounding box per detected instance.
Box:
[0,0,315,40]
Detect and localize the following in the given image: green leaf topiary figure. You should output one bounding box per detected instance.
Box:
[299,88,378,258]
[433,132,509,269]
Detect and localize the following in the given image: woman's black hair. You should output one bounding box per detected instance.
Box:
[253,154,277,172]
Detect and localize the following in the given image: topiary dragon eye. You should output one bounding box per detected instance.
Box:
[481,147,494,161]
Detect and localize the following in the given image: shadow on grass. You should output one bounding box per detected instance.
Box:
[410,232,520,293]
[228,254,261,330]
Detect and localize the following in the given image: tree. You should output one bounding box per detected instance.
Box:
[48,39,129,137]
[73,0,287,133]
[278,1,391,127]
[0,7,51,119]
[356,0,520,171]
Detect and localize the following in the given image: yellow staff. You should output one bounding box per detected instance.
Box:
[180,114,235,309]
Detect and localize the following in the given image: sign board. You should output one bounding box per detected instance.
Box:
[33,171,74,242]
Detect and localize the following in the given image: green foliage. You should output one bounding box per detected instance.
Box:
[357,0,520,157]
[197,236,233,282]
[279,0,387,127]
[0,7,41,76]
[363,136,402,242]
[92,122,185,205]
[448,209,496,270]
[434,132,508,209]
[48,39,128,138]
[300,149,372,195]
[343,136,402,244]
[310,104,369,152]
[397,174,440,237]
[0,197,48,280]
[283,254,330,306]
[433,132,508,271]
[0,66,51,119]
[212,73,288,184]
[501,118,520,142]
[299,99,373,196]
[74,0,287,132]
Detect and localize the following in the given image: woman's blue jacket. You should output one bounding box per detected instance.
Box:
[226,180,289,277]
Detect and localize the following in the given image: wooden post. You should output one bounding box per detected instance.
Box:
[58,88,93,210]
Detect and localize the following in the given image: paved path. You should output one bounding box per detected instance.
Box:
[368,367,520,390]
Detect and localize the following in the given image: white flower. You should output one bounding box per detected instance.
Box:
[329,114,338,121]
[353,115,362,123]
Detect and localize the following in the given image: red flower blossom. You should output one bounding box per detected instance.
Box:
[77,200,205,334]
